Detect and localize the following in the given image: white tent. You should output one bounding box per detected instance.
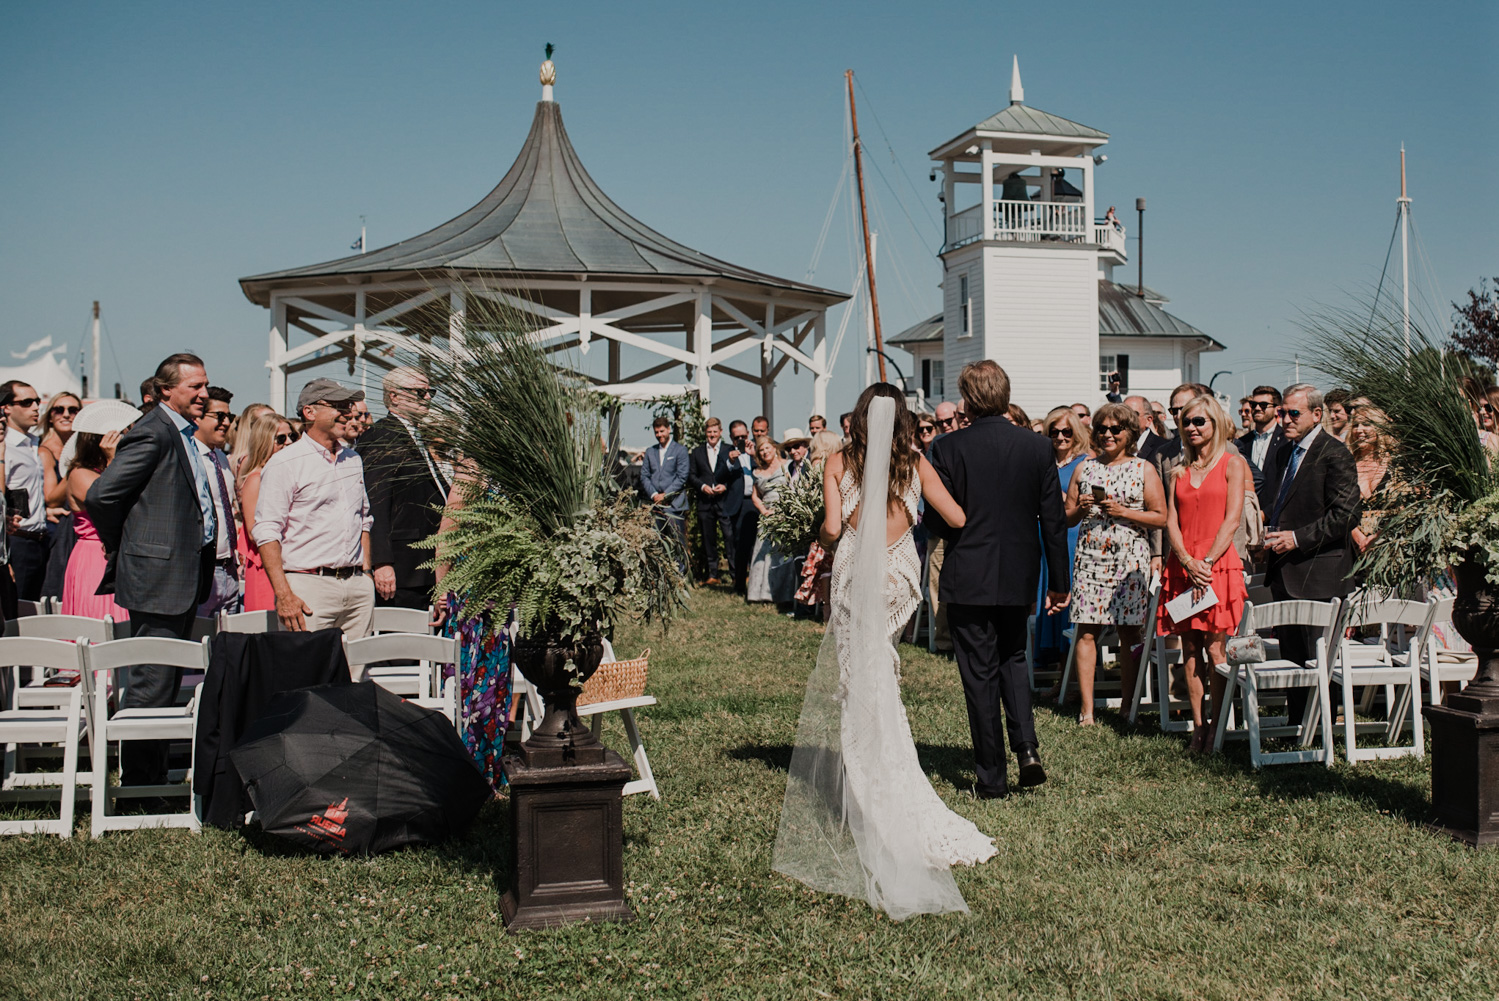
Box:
[0,350,83,400]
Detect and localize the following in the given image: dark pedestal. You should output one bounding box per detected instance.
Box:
[1423,687,1499,848]
[500,750,635,931]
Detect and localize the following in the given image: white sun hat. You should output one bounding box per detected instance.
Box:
[60,399,144,470]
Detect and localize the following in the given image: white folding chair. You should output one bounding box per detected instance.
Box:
[217,609,280,634]
[1329,595,1427,762]
[575,645,660,800]
[1059,584,1159,713]
[84,636,212,836]
[1213,599,1342,767]
[7,614,115,709]
[344,633,458,703]
[0,637,88,836]
[1393,595,1478,705]
[408,676,462,726]
[371,605,435,636]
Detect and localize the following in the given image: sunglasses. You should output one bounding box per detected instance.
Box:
[398,386,435,399]
[274,432,301,445]
[935,417,956,428]
[50,405,81,417]
[1048,427,1074,439]
[1276,408,1305,421]
[1481,404,1496,415]
[1250,400,1276,411]
[5,398,40,409]
[1095,424,1124,437]
[1182,416,1211,428]
[207,412,234,425]
[918,425,935,434]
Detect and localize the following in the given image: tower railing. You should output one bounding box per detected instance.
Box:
[945,200,1127,258]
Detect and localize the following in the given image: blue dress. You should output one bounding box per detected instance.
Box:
[1034,454,1085,661]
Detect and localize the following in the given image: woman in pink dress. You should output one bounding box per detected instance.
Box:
[235,411,296,612]
[61,401,143,620]
[1158,394,1250,753]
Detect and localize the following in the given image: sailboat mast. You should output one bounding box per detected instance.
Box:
[1398,146,1411,357]
[91,301,101,399]
[846,70,887,384]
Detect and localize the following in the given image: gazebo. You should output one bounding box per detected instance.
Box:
[239,60,848,425]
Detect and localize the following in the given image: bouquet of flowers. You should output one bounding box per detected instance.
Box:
[758,461,826,556]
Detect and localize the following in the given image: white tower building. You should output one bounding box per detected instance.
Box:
[894,59,1220,414]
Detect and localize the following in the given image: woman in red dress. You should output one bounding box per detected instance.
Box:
[1159,394,1249,752]
[235,411,297,612]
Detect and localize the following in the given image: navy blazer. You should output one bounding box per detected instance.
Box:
[687,441,744,517]
[640,440,690,515]
[1261,430,1360,600]
[923,415,1070,606]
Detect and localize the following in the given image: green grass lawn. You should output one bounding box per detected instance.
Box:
[3,588,1497,1000]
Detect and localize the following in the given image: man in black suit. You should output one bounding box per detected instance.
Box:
[361,367,447,610]
[924,361,1070,798]
[1126,395,1168,464]
[687,416,742,584]
[88,353,218,788]
[1261,383,1360,721]
[1236,384,1285,498]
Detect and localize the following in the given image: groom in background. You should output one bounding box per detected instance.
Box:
[924,361,1070,798]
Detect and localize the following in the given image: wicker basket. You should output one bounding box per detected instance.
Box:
[577,648,650,707]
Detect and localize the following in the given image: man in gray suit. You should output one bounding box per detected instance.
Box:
[639,416,689,569]
[88,352,218,789]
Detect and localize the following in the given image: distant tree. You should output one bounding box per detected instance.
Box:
[1451,277,1499,365]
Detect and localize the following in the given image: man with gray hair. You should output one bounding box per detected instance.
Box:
[359,366,447,611]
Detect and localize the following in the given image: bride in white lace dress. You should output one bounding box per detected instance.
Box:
[773,385,996,920]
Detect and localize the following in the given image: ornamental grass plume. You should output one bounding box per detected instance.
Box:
[1304,301,1499,594]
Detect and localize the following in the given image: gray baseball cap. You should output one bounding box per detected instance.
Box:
[297,378,365,411]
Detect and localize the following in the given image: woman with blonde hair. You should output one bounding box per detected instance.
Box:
[37,391,82,520]
[1064,402,1167,724]
[1348,397,1396,553]
[1157,394,1248,752]
[228,402,275,476]
[235,410,296,611]
[1035,406,1091,669]
[807,430,843,464]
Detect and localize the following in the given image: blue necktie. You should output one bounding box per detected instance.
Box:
[1271,444,1304,525]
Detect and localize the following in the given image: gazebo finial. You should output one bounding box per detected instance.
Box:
[540,43,556,102]
[1009,55,1024,105]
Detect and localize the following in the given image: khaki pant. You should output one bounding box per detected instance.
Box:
[287,573,376,678]
[927,538,952,651]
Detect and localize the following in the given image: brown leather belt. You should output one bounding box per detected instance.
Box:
[289,565,366,579]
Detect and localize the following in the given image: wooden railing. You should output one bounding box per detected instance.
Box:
[945,201,1126,255]
[1093,223,1127,258]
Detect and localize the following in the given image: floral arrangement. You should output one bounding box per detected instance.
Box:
[758,461,827,557]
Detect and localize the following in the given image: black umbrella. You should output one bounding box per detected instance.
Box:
[230,682,492,855]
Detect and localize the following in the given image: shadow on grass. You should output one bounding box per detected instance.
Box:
[728,741,980,792]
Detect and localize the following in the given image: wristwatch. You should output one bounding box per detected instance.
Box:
[1203,556,1216,568]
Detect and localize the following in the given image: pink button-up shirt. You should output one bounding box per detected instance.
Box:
[251,433,372,572]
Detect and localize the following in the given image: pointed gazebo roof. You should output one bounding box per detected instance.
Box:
[241,97,843,306]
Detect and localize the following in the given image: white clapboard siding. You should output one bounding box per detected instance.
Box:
[982,246,1098,416]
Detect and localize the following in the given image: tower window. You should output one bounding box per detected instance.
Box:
[959,274,970,336]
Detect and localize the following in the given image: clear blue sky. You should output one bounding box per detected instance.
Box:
[2,1,1494,444]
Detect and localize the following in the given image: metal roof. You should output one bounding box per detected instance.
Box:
[241,100,845,304]
[887,282,1222,350]
[972,103,1109,141]
[887,313,943,346]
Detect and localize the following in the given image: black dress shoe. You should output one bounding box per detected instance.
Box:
[1017,746,1047,787]
[975,783,1009,800]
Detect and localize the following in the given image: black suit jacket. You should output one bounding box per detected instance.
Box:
[923,415,1069,606]
[85,405,213,615]
[1237,426,1284,501]
[360,416,446,592]
[687,441,744,517]
[1136,429,1171,465]
[1261,430,1360,599]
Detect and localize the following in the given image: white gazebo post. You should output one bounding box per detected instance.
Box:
[268,294,288,412]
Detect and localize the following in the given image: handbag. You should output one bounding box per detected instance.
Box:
[1225,633,1266,666]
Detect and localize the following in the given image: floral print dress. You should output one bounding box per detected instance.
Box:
[1070,457,1152,626]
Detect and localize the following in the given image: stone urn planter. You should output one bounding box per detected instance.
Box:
[510,631,606,765]
[1424,558,1499,847]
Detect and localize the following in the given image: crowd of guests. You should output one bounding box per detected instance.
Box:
[0,357,454,788]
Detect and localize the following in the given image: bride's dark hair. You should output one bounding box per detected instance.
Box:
[844,383,918,508]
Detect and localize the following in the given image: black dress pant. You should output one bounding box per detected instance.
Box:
[732,505,759,594]
[1269,577,1346,726]
[377,585,433,611]
[948,603,1037,792]
[8,534,46,602]
[119,607,197,787]
[697,500,735,580]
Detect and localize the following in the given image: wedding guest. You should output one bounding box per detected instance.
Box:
[38,392,81,524]
[747,438,794,606]
[840,412,853,437]
[194,386,241,617]
[1238,398,1254,435]
[1323,389,1352,442]
[1158,395,1247,751]
[60,401,141,620]
[235,411,294,612]
[1,382,47,600]
[1348,398,1394,553]
[781,428,810,483]
[1236,384,1285,496]
[808,415,827,435]
[1034,406,1090,671]
[1460,376,1499,453]
[808,431,842,463]
[342,398,372,445]
[687,416,742,585]
[1063,402,1166,724]
[916,416,937,456]
[228,402,274,477]
[253,379,374,641]
[933,401,958,436]
[1007,403,1031,428]
[1128,395,1168,462]
[956,401,971,428]
[927,403,959,651]
[639,415,689,567]
[1070,403,1092,428]
[1150,400,1170,437]
[362,367,446,610]
[729,419,759,594]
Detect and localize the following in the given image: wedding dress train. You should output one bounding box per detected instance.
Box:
[773,396,995,920]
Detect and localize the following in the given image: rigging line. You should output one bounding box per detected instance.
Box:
[864,150,941,255]
[827,263,867,373]
[98,317,127,396]
[852,76,941,236]
[806,155,852,282]
[867,191,927,328]
[1409,215,1451,334]
[1364,210,1402,336]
